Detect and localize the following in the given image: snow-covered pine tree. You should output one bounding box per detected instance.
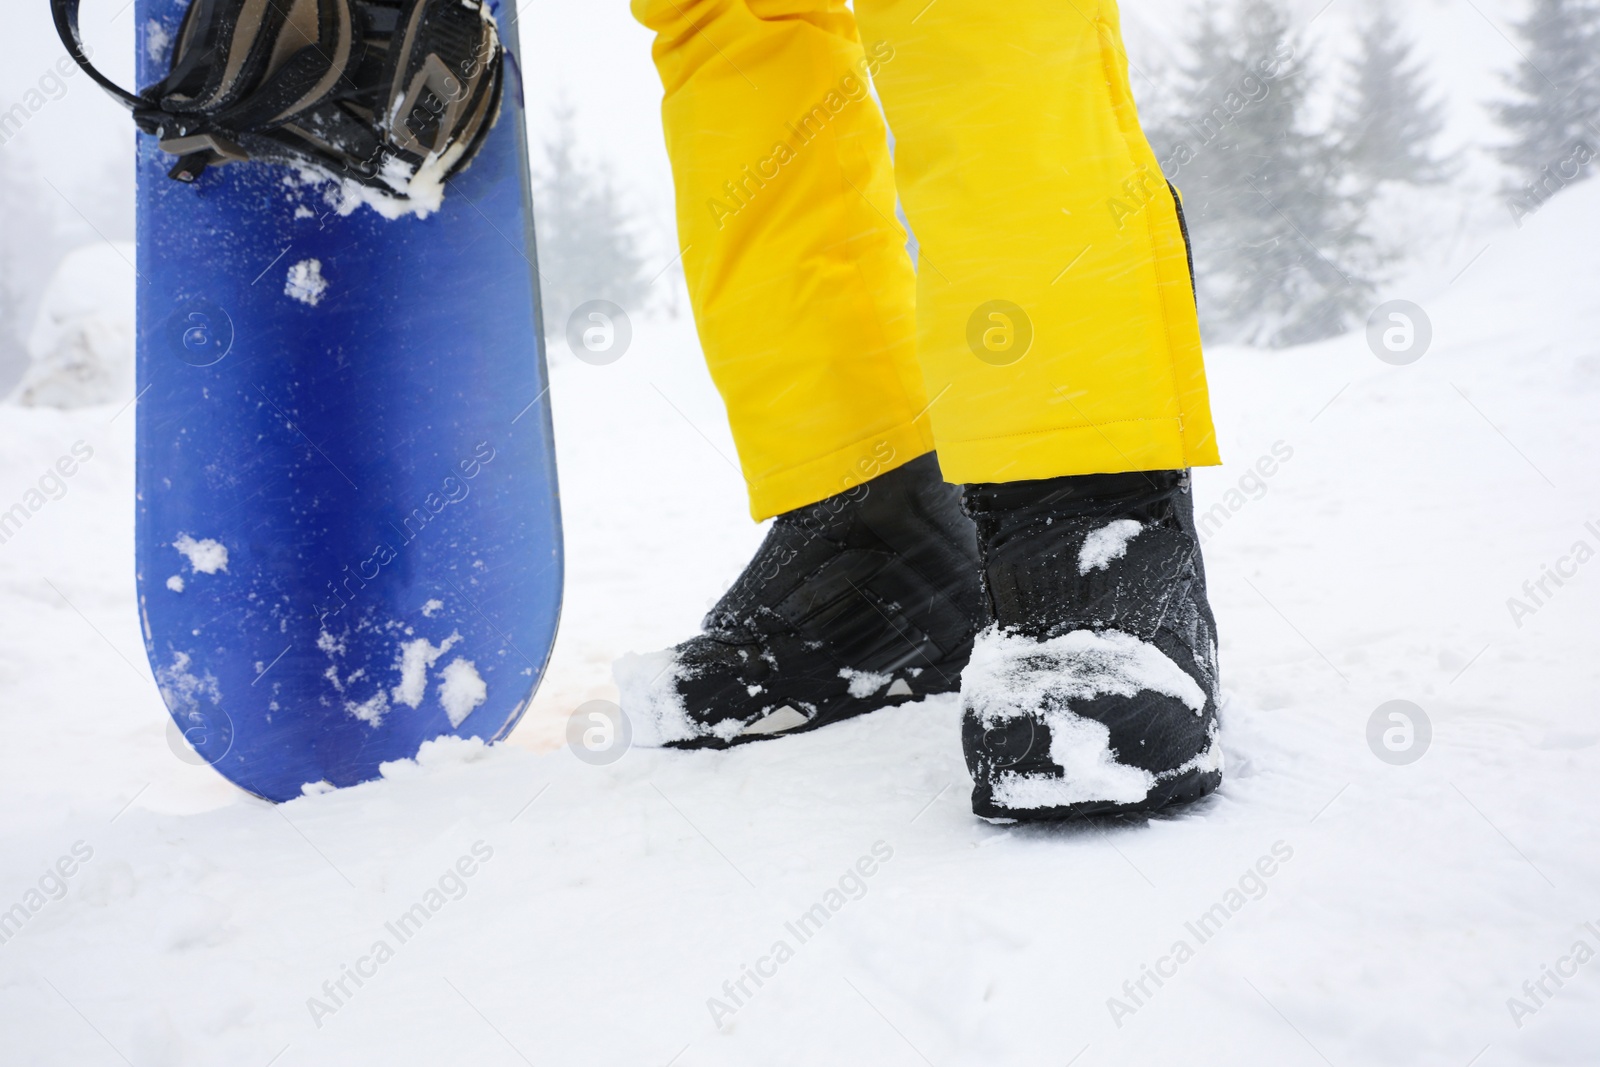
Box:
[1150,0,1373,347]
[1494,0,1600,220]
[1339,9,1450,189]
[532,103,652,346]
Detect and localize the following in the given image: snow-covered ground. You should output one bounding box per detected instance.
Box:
[5,1,1600,1065]
[1,177,1597,1067]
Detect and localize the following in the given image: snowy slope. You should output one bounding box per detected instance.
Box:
[3,167,1600,1067]
[4,1,1600,1063]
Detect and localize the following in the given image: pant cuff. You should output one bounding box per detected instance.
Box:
[934,418,1221,486]
[744,417,938,521]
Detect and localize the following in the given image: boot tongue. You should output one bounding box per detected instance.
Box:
[963,469,1183,517]
[967,471,1198,641]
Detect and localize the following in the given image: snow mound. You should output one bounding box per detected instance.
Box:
[378,735,492,781]
[962,627,1207,727]
[7,243,135,409]
[613,648,693,747]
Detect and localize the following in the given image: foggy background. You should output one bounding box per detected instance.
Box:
[2,0,1596,399]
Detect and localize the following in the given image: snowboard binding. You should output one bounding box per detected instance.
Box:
[51,0,504,198]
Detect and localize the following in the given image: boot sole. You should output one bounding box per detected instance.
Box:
[665,651,970,751]
[970,764,1221,822]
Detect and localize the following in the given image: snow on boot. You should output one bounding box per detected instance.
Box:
[959,470,1222,821]
[615,454,986,748]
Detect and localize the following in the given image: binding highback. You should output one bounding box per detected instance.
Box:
[52,0,503,197]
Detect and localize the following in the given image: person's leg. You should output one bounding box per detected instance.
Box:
[854,0,1219,481]
[620,0,986,747]
[854,0,1224,820]
[631,0,932,520]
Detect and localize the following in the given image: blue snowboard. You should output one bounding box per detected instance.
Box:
[134,0,562,801]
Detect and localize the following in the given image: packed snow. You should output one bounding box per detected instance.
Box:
[391,633,462,711]
[284,259,329,308]
[2,1,1599,1064]
[171,533,228,575]
[437,657,488,728]
[143,18,171,64]
[838,667,894,699]
[612,647,693,747]
[964,628,1209,726]
[1078,519,1146,574]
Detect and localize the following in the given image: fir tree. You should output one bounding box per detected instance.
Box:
[532,103,652,345]
[1150,0,1373,347]
[1339,10,1450,188]
[1493,0,1600,217]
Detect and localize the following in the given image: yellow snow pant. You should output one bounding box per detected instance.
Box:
[633,0,1220,520]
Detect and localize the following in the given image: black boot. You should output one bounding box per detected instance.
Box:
[959,470,1222,821]
[616,454,986,748]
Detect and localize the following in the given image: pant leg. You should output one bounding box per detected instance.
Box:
[632,0,933,520]
[854,0,1221,484]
